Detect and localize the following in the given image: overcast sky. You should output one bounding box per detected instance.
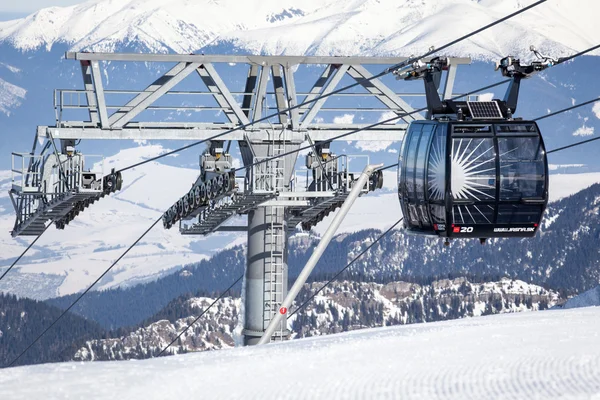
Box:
[0,0,87,13]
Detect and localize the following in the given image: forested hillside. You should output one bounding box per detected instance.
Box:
[0,293,104,367]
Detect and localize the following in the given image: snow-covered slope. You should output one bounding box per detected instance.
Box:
[0,144,246,299]
[2,307,599,399]
[0,0,598,59]
[0,62,26,116]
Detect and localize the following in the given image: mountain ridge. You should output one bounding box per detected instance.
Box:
[0,0,598,61]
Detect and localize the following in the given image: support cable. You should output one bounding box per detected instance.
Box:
[547,136,600,154]
[13,83,598,360]
[533,97,600,122]
[287,218,403,319]
[376,95,600,173]
[6,216,162,368]
[228,81,508,175]
[0,222,53,284]
[116,2,548,173]
[557,44,600,64]
[156,275,243,357]
[7,41,598,366]
[117,43,600,178]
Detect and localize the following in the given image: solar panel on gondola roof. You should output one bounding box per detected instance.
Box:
[467,101,504,119]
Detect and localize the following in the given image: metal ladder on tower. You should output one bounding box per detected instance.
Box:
[263,205,285,341]
[262,129,287,341]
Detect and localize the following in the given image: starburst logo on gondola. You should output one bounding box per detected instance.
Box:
[427,134,446,201]
[429,137,497,225]
[449,139,496,201]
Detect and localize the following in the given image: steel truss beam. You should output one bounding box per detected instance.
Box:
[50,52,471,143]
[40,126,408,141]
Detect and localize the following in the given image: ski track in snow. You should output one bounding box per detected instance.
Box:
[1,307,600,399]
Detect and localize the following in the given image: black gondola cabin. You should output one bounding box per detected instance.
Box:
[398,120,548,238]
[394,53,555,240]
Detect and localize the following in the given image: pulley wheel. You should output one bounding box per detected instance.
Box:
[199,182,207,203]
[211,178,221,199]
[177,200,184,218]
[206,179,214,200]
[223,173,231,193]
[183,195,190,215]
[216,174,225,195]
[193,185,201,206]
[115,171,123,191]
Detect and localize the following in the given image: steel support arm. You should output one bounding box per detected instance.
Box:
[257,163,383,345]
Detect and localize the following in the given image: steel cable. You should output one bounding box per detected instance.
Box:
[116,1,549,173]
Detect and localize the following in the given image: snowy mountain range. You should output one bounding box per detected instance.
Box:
[72,277,558,362]
[0,0,599,298]
[1,0,598,59]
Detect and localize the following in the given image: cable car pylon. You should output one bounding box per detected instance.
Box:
[258,163,383,345]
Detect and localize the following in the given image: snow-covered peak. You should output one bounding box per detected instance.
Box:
[0,0,320,52]
[0,0,598,59]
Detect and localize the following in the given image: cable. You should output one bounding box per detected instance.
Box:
[548,136,600,154]
[6,216,162,368]
[0,222,53,284]
[156,274,243,357]
[158,219,402,355]
[116,2,548,173]
[556,43,600,64]
[8,50,598,365]
[229,79,509,176]
[372,95,600,173]
[534,97,600,122]
[288,218,404,319]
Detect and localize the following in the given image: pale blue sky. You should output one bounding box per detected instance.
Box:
[0,0,86,13]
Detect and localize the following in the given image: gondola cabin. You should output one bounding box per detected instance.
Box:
[393,52,556,241]
[397,119,548,239]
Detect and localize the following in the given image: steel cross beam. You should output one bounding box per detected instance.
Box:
[46,53,471,143]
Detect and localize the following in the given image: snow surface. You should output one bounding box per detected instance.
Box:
[0,145,243,298]
[0,0,599,60]
[0,78,26,116]
[2,307,600,399]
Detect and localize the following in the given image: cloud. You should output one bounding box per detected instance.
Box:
[355,141,397,152]
[572,125,594,137]
[333,114,355,124]
[477,92,495,101]
[593,102,600,120]
[378,110,398,124]
[548,164,585,171]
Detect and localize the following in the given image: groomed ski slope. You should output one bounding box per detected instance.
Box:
[2,307,600,399]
